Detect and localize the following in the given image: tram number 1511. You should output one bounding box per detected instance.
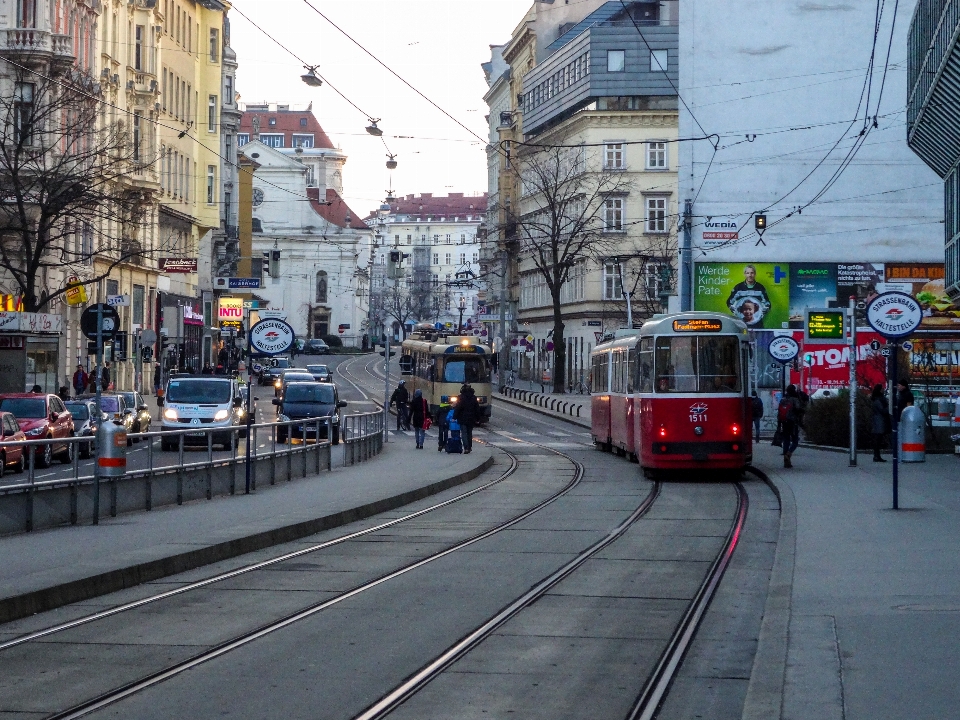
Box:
[689,412,707,423]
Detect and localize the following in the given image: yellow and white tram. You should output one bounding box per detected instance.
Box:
[400,325,493,423]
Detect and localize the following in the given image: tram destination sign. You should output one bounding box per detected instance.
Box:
[672,318,723,333]
[865,292,923,339]
[805,309,846,343]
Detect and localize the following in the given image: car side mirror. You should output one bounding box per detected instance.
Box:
[337,400,347,408]
[138,404,147,411]
[50,412,58,421]
[271,398,280,406]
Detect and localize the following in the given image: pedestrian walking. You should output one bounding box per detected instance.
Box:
[436,397,451,451]
[751,391,764,442]
[871,383,891,462]
[102,362,112,391]
[153,363,162,395]
[389,380,410,431]
[409,389,430,449]
[454,384,480,454]
[776,384,801,468]
[72,365,88,397]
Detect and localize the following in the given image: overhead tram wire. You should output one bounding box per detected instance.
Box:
[0,57,319,208]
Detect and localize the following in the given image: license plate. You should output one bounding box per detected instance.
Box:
[189,431,205,437]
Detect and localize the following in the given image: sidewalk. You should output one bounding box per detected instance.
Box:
[0,438,494,624]
[746,442,960,720]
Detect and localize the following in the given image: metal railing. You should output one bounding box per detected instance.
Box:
[341,411,385,466]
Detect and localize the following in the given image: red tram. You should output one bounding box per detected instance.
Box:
[591,312,753,474]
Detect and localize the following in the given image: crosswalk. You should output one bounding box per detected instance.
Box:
[387,426,595,449]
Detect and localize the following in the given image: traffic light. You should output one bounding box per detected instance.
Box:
[141,345,153,362]
[388,250,400,279]
[269,249,281,279]
[260,251,270,280]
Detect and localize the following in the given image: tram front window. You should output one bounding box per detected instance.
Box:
[443,358,490,384]
[654,336,741,393]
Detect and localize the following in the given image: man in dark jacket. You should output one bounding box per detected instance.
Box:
[453,385,480,454]
[389,381,410,431]
[895,380,914,423]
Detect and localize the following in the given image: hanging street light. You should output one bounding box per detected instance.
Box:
[301,66,323,88]
[386,153,398,169]
[365,119,384,137]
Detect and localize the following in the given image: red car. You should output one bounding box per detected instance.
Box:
[0,410,26,476]
[0,393,75,467]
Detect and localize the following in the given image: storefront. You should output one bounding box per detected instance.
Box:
[159,293,204,375]
[0,313,64,393]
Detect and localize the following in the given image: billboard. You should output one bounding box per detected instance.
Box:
[694,262,790,329]
[695,262,960,333]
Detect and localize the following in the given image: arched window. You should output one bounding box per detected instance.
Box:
[251,217,262,233]
[315,271,328,303]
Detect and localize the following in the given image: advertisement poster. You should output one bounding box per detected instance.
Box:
[884,264,960,331]
[834,263,884,329]
[789,264,837,328]
[694,263,790,329]
[753,330,886,392]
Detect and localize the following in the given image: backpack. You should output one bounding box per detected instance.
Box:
[777,397,796,423]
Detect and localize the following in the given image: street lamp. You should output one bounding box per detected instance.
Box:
[457,295,467,334]
[365,119,383,137]
[301,66,323,87]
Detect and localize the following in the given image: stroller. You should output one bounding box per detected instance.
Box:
[445,413,463,454]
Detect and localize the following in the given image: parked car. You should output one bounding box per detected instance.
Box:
[259,357,292,386]
[119,391,152,436]
[159,376,246,451]
[0,393,75,467]
[305,364,332,383]
[273,382,346,444]
[0,411,26,476]
[303,339,330,355]
[64,400,109,459]
[77,394,134,445]
[275,370,315,398]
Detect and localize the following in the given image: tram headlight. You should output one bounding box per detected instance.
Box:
[693,426,704,436]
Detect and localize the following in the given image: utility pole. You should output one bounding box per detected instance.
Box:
[93,302,103,525]
[499,247,508,391]
[681,199,693,312]
[848,296,857,466]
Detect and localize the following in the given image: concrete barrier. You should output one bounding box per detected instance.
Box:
[497,386,587,422]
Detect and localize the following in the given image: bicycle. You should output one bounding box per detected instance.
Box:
[570,380,590,395]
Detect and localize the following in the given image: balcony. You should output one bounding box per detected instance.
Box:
[907,0,960,177]
[0,29,76,70]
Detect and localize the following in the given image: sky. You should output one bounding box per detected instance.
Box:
[229,0,533,220]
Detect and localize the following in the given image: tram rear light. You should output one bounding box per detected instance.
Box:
[732,443,740,451]
[731,423,740,436]
[658,425,667,438]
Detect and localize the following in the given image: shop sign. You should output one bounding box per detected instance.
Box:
[0,296,23,312]
[159,258,198,273]
[218,297,244,321]
[183,305,204,326]
[0,312,21,331]
[0,312,63,333]
[65,279,87,306]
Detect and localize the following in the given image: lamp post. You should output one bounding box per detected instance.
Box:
[457,295,466,335]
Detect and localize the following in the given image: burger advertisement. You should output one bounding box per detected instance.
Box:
[884,264,959,330]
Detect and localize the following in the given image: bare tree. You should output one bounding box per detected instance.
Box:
[506,142,632,393]
[609,230,678,324]
[0,60,163,312]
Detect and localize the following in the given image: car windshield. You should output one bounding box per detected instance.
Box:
[272,359,290,369]
[284,373,314,383]
[306,365,328,374]
[443,358,491,384]
[167,379,233,404]
[120,393,136,408]
[653,335,742,393]
[65,403,89,420]
[98,396,120,413]
[0,398,46,418]
[284,384,335,404]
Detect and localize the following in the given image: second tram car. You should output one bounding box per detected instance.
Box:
[590,312,752,473]
[400,325,493,423]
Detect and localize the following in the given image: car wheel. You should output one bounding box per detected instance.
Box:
[37,441,53,468]
[59,437,74,464]
[0,452,6,478]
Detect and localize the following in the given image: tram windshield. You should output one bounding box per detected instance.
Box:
[442,357,491,384]
[652,335,741,393]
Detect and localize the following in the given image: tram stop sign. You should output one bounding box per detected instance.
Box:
[865,292,922,339]
[768,336,800,364]
[80,304,121,340]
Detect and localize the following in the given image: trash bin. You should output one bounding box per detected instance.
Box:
[899,405,925,463]
[97,419,128,477]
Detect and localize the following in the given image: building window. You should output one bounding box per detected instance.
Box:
[445,253,451,265]
[259,134,283,148]
[16,0,36,28]
[433,234,440,244]
[133,285,145,325]
[650,49,668,72]
[604,143,624,169]
[291,134,314,148]
[252,218,263,233]
[13,82,34,145]
[603,263,624,300]
[432,253,439,265]
[209,28,219,62]
[472,252,478,263]
[237,133,249,146]
[225,75,233,104]
[269,117,276,126]
[300,117,308,127]
[207,165,216,204]
[208,95,217,131]
[106,279,120,297]
[604,198,624,232]
[225,134,233,162]
[646,196,668,233]
[643,262,669,300]
[134,25,145,70]
[81,223,94,265]
[607,50,625,72]
[646,141,667,169]
[316,271,328,303]
[132,111,142,163]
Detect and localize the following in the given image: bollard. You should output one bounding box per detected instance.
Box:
[899,405,926,463]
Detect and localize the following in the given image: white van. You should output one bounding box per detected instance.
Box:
[159,376,246,450]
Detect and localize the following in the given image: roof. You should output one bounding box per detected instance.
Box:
[307,188,369,231]
[240,106,336,150]
[365,193,488,221]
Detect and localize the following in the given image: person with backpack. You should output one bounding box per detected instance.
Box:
[435,397,451,452]
[453,384,480,454]
[871,383,891,462]
[409,389,430,449]
[777,384,801,468]
[751,391,764,442]
[389,381,410,431]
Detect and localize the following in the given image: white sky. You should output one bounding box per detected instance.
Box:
[230,0,532,219]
